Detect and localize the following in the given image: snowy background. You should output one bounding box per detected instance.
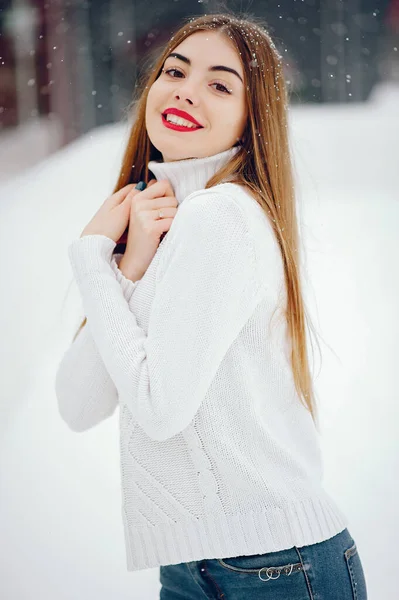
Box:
[0,82,398,599]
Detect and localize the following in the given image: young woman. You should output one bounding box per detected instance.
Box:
[55,13,368,600]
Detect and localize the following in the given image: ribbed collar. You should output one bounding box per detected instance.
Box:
[148,146,241,205]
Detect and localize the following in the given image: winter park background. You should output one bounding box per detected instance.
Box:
[0,2,398,599]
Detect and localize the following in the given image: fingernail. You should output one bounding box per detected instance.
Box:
[135,181,147,191]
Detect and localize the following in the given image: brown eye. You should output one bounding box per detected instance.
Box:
[211,82,232,94]
[162,68,232,95]
[163,68,184,78]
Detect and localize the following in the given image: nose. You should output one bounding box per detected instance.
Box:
[174,93,194,105]
[173,79,199,106]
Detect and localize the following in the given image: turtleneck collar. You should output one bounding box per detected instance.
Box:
[147,146,241,205]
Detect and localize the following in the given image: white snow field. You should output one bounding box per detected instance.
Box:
[0,83,398,599]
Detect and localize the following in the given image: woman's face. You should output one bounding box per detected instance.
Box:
[145,30,247,162]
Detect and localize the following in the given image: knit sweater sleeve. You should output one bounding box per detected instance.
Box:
[55,254,138,432]
[66,191,265,441]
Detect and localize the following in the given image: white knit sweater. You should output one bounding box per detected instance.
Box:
[55,146,348,571]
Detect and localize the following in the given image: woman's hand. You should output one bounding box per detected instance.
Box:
[119,179,178,282]
[80,183,141,243]
[114,180,157,245]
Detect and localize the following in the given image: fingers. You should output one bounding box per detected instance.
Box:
[109,183,137,205]
[132,196,178,215]
[109,179,169,208]
[138,179,174,199]
[118,179,159,204]
[150,206,178,220]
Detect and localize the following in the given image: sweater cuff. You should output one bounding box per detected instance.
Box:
[110,253,139,301]
[68,235,138,302]
[68,234,116,274]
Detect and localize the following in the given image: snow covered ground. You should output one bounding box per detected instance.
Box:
[0,83,398,599]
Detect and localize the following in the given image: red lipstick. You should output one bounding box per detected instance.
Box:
[162,108,203,132]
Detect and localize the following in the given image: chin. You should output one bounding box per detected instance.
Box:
[149,130,220,162]
[147,135,179,162]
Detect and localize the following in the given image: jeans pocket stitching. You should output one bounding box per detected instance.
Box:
[344,544,360,600]
[295,546,315,600]
[345,542,358,560]
[216,557,303,576]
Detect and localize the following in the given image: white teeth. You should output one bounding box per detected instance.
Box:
[165,114,199,128]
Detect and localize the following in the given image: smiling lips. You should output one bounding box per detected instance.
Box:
[162,108,204,132]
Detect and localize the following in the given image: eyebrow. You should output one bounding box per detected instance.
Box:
[164,52,244,83]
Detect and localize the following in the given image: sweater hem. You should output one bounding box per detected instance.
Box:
[121,491,349,571]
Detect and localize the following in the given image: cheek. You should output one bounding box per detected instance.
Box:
[146,87,155,113]
[145,87,161,130]
[146,83,161,113]
[235,100,248,133]
[218,102,246,132]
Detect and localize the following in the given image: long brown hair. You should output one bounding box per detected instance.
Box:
[72,13,324,425]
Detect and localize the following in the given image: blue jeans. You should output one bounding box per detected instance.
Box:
[159,527,367,599]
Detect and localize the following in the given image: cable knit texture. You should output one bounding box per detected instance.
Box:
[55,146,349,571]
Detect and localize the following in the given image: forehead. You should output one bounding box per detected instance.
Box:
[170,30,243,72]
